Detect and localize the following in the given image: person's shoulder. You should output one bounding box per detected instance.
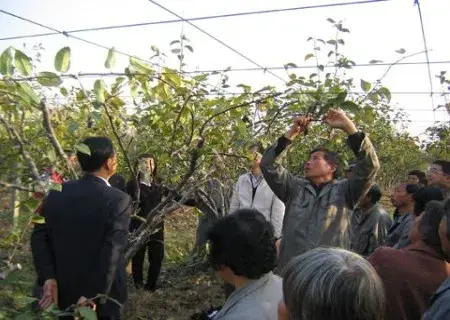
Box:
[369,246,403,265]
[424,279,450,320]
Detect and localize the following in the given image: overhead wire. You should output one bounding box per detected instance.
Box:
[146,0,287,84]
[0,0,390,42]
[0,9,225,92]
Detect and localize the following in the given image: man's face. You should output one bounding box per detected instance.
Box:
[67,154,78,170]
[407,174,420,184]
[304,151,334,179]
[427,164,449,187]
[439,218,450,256]
[390,184,411,208]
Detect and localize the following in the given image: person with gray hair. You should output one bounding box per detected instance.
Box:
[278,247,385,320]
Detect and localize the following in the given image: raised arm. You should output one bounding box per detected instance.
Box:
[260,116,310,203]
[323,109,380,209]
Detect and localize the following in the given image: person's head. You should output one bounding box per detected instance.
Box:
[64,149,78,170]
[304,147,340,183]
[427,160,450,188]
[279,247,385,320]
[409,201,445,250]
[76,137,117,178]
[135,153,157,182]
[413,186,444,216]
[207,208,276,286]
[390,182,420,209]
[439,198,450,256]
[247,143,263,172]
[408,170,427,186]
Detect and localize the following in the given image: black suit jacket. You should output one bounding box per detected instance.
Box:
[31,174,132,316]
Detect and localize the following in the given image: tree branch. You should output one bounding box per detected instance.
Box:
[0,115,43,187]
[169,95,193,156]
[0,181,35,192]
[102,102,136,177]
[40,101,78,179]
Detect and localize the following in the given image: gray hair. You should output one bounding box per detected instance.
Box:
[282,247,385,320]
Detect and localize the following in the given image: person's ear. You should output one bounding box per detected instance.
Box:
[277,300,289,320]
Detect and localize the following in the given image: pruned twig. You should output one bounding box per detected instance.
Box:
[0,180,35,192]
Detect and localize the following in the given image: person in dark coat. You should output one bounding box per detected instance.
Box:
[369,201,450,320]
[110,173,126,192]
[350,184,392,257]
[126,154,168,291]
[423,198,450,320]
[31,137,132,319]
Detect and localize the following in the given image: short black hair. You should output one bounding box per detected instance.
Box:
[367,184,382,204]
[310,147,341,179]
[433,160,450,175]
[405,183,421,196]
[207,208,276,279]
[413,186,444,215]
[419,201,445,248]
[77,137,115,172]
[408,170,428,185]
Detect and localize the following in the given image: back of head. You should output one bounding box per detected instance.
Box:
[433,160,450,176]
[419,201,445,248]
[367,184,382,204]
[207,208,276,279]
[413,186,444,215]
[282,247,385,320]
[77,137,115,172]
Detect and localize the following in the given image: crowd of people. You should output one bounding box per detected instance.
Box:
[29,108,450,320]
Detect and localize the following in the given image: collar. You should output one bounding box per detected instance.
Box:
[217,272,274,317]
[140,181,152,187]
[404,241,446,260]
[93,174,111,187]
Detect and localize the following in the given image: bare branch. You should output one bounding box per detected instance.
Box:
[40,101,78,179]
[0,115,43,187]
[170,95,193,155]
[0,181,35,192]
[102,102,136,177]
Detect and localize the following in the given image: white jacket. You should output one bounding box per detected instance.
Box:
[230,173,285,238]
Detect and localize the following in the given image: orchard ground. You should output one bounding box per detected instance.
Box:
[0,199,224,320]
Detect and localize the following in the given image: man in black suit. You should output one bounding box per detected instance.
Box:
[31,137,132,319]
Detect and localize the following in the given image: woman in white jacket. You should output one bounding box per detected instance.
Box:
[230,152,285,238]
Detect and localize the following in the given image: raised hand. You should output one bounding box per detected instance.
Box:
[323,108,357,135]
[39,278,58,309]
[285,116,312,140]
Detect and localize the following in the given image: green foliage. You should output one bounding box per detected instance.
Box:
[37,72,62,87]
[105,47,116,70]
[54,47,71,73]
[14,50,32,77]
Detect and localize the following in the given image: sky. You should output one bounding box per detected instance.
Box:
[0,0,449,138]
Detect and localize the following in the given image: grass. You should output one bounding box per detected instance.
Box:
[0,200,224,320]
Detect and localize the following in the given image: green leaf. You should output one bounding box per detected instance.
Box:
[54,47,71,73]
[23,197,40,211]
[368,93,379,104]
[335,91,348,104]
[184,45,194,53]
[395,48,406,54]
[129,57,154,75]
[327,18,335,23]
[94,79,106,103]
[32,214,45,224]
[170,40,180,46]
[60,87,69,96]
[284,63,297,69]
[17,82,41,104]
[305,53,314,61]
[341,101,359,113]
[37,72,63,87]
[75,143,91,156]
[14,49,33,76]
[105,47,116,70]
[360,79,371,92]
[49,183,62,192]
[109,96,126,109]
[377,87,392,102]
[0,47,14,76]
[76,306,97,320]
[327,40,337,45]
[369,59,383,64]
[171,48,181,54]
